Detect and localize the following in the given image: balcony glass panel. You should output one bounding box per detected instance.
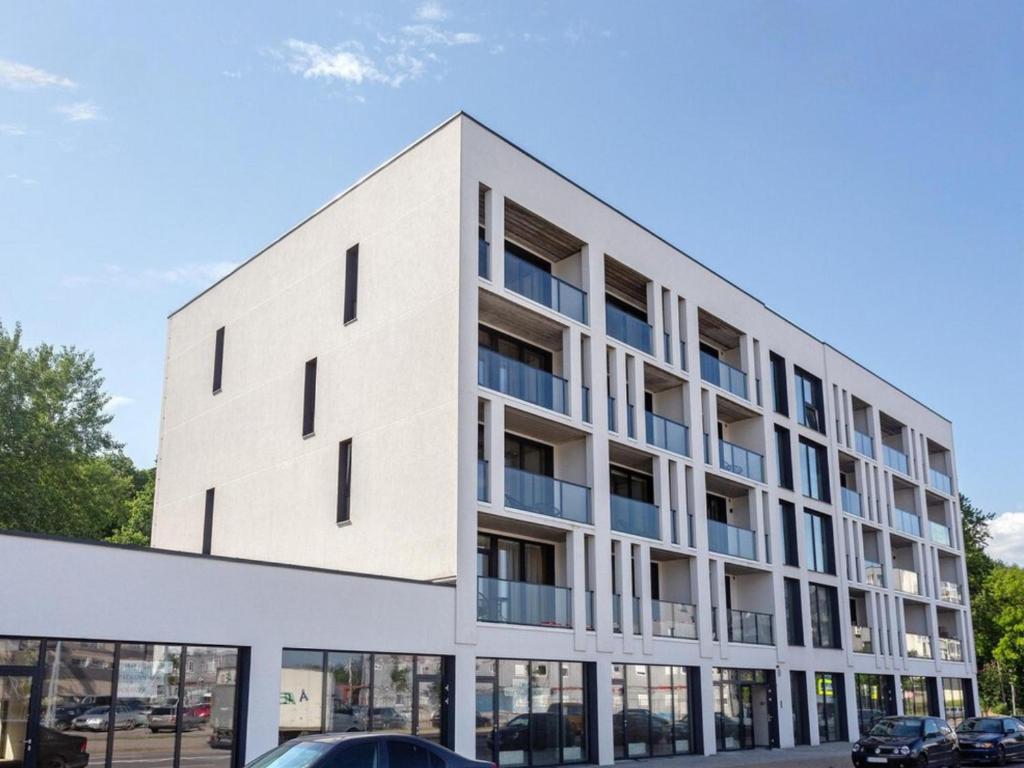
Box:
[883,445,909,474]
[852,626,873,654]
[477,458,488,502]
[612,594,622,634]
[586,590,594,631]
[581,385,591,423]
[939,637,963,662]
[702,432,710,464]
[940,581,963,604]
[504,466,592,524]
[929,520,951,546]
[864,560,885,587]
[707,519,756,560]
[645,411,689,456]
[894,507,921,537]
[663,332,671,362]
[929,467,952,494]
[478,346,568,414]
[726,608,774,645]
[841,487,862,516]
[719,439,765,483]
[906,633,932,659]
[651,600,698,639]
[893,567,919,595]
[607,395,616,431]
[610,494,660,539]
[632,596,641,635]
[478,239,490,279]
[855,430,875,459]
[627,403,636,438]
[605,303,652,354]
[504,250,587,323]
[679,340,687,371]
[476,576,571,628]
[670,508,679,545]
[699,350,748,400]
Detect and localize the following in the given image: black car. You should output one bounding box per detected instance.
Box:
[37,726,90,768]
[42,705,92,732]
[852,716,959,767]
[956,717,1024,765]
[247,734,492,768]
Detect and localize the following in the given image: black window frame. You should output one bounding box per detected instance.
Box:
[302,358,318,437]
[202,488,215,555]
[803,509,836,575]
[610,464,655,504]
[794,367,825,434]
[775,425,793,490]
[770,352,788,416]
[809,582,841,649]
[212,326,225,393]
[780,501,799,567]
[343,244,359,324]
[799,438,831,503]
[337,439,353,524]
[784,577,804,646]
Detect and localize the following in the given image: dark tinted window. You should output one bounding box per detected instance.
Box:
[794,367,825,433]
[326,742,378,768]
[202,488,215,555]
[775,426,793,489]
[213,326,225,392]
[387,740,432,768]
[303,358,318,436]
[337,440,353,523]
[770,352,788,416]
[344,245,359,323]
[800,438,831,502]
[780,501,799,566]
[784,577,803,646]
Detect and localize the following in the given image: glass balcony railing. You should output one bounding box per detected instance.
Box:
[606,303,653,354]
[581,385,591,423]
[611,594,641,635]
[719,439,765,483]
[894,507,921,537]
[939,637,963,662]
[883,444,909,474]
[864,560,885,587]
[855,430,875,459]
[841,486,863,516]
[632,596,641,635]
[610,494,660,539]
[703,432,711,464]
[679,340,687,371]
[893,567,920,595]
[663,332,671,363]
[929,467,952,494]
[478,239,490,279]
[627,403,636,439]
[906,633,932,659]
[477,458,488,502]
[852,626,873,654]
[671,508,679,545]
[586,590,594,630]
[651,600,698,639]
[929,520,952,546]
[504,250,587,323]
[645,411,689,456]
[607,395,617,431]
[699,350,748,400]
[940,581,963,604]
[726,608,774,645]
[707,518,756,560]
[478,346,568,414]
[504,466,592,524]
[477,576,571,628]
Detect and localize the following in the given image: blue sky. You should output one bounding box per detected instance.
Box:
[2,2,1022,559]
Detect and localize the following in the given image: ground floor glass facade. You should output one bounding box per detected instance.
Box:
[711,668,776,751]
[855,674,895,735]
[941,678,967,728]
[814,672,846,743]
[611,664,695,759]
[901,676,934,717]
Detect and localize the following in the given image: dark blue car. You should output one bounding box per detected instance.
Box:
[956,717,1024,765]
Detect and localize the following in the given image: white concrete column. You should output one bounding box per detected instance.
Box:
[568,528,588,652]
[452,648,478,757]
[485,188,504,292]
[666,290,680,368]
[566,325,583,422]
[806,672,821,745]
[245,640,284,761]
[656,455,671,546]
[637,543,653,655]
[628,353,644,441]
[615,539,635,655]
[487,401,505,514]
[699,664,717,756]
[613,349,628,437]
[843,671,860,744]
[595,657,616,765]
[775,665,795,749]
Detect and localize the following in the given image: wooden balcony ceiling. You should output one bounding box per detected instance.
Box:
[479,289,565,350]
[715,396,758,423]
[604,255,648,307]
[698,309,742,348]
[505,405,587,445]
[608,440,654,471]
[478,510,567,543]
[505,199,584,263]
[644,362,683,392]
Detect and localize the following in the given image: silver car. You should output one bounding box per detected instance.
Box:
[71,705,144,731]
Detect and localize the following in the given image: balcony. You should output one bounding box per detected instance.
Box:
[699,351,748,400]
[504,249,587,324]
[723,607,774,645]
[906,632,932,659]
[841,486,863,516]
[707,518,756,560]
[864,560,885,587]
[719,439,764,483]
[610,494,660,539]
[478,346,568,414]
[477,577,572,628]
[894,507,921,537]
[606,303,652,354]
[852,626,873,654]
[939,637,963,662]
[940,581,963,604]
[478,239,490,279]
[651,600,698,639]
[504,466,592,524]
[478,459,489,502]
[645,411,689,457]
[855,430,875,459]
[611,594,641,635]
[929,468,952,494]
[883,445,909,475]
[929,520,952,547]
[893,567,920,595]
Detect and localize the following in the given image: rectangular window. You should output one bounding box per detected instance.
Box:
[343,244,359,323]
[791,671,809,745]
[856,674,895,735]
[775,425,793,489]
[784,577,803,646]
[815,672,846,742]
[302,358,317,436]
[212,326,225,393]
[809,583,841,649]
[901,675,931,716]
[795,367,825,433]
[941,678,967,727]
[612,664,694,759]
[202,488,215,554]
[800,438,831,502]
[770,352,788,416]
[781,501,799,566]
[337,439,352,523]
[804,510,835,574]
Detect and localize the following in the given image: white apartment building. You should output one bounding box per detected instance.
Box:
[2,113,972,768]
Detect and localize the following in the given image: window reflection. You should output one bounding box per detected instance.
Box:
[41,640,116,768]
[111,644,182,768]
[180,647,238,768]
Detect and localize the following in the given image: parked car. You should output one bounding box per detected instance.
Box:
[852,716,959,767]
[190,703,212,721]
[246,734,491,768]
[42,705,92,732]
[147,706,203,733]
[486,712,577,752]
[71,706,144,732]
[369,708,407,730]
[956,717,1024,765]
[37,726,90,768]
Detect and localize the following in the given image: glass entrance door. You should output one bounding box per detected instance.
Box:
[738,684,754,749]
[0,674,35,768]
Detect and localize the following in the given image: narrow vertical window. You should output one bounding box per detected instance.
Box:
[337,439,352,523]
[343,244,359,323]
[212,327,225,393]
[202,488,215,554]
[302,358,318,437]
[770,352,788,416]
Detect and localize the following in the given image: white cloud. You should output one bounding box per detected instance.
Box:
[283,39,391,85]
[5,172,38,186]
[987,511,1024,566]
[0,59,75,89]
[0,124,27,136]
[415,1,447,21]
[56,101,102,122]
[103,395,135,414]
[62,261,239,289]
[400,25,482,46]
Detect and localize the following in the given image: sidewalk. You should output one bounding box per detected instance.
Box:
[612,742,852,768]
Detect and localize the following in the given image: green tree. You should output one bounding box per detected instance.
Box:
[106,467,156,545]
[961,494,996,599]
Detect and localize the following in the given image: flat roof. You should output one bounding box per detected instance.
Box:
[169,111,950,424]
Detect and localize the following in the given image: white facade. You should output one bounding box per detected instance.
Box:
[146,113,975,762]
